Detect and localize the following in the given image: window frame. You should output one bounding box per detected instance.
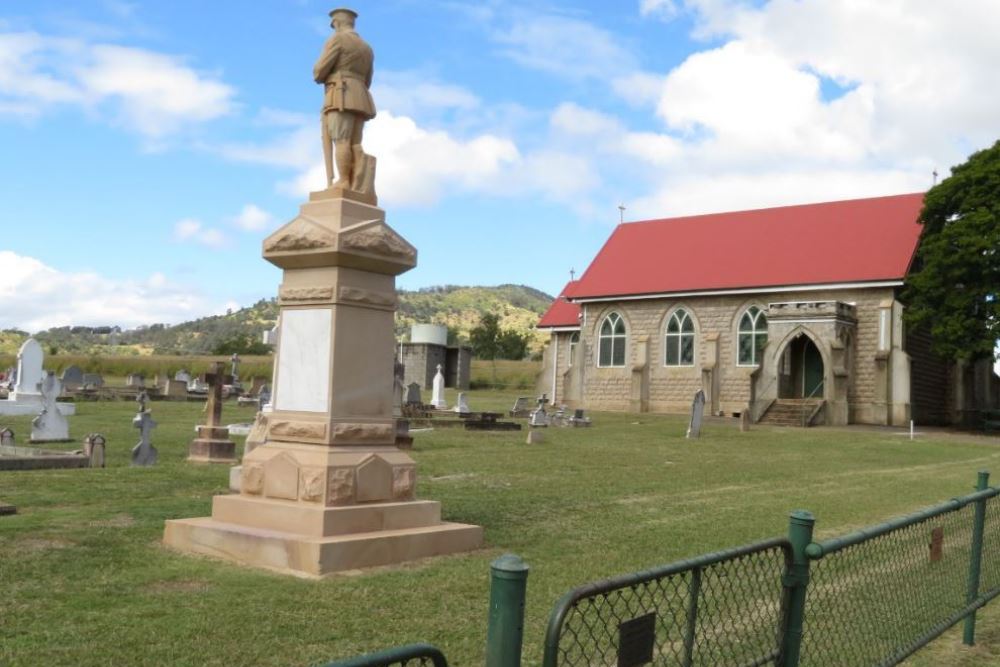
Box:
[737,305,768,367]
[567,331,580,367]
[597,312,627,368]
[664,308,696,367]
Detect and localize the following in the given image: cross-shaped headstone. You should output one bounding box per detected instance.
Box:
[131,409,158,466]
[136,389,149,413]
[203,362,229,428]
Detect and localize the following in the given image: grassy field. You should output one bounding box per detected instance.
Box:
[3,389,1000,666]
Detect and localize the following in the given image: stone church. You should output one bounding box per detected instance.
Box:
[538,193,999,426]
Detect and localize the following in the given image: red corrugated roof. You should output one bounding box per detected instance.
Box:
[567,193,925,300]
[538,281,581,328]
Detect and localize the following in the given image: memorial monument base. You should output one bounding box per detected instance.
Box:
[163,495,482,577]
[188,426,237,464]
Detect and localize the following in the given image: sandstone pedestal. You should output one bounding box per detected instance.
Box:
[163,194,483,577]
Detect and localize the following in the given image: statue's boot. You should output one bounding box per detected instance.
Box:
[332,141,353,190]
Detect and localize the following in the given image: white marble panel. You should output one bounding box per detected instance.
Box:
[275,308,331,413]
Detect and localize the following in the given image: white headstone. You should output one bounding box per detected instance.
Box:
[11,338,44,401]
[430,364,447,409]
[686,389,706,439]
[453,392,470,414]
[174,370,192,385]
[30,373,70,442]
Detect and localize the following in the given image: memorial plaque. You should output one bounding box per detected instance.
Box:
[618,613,656,667]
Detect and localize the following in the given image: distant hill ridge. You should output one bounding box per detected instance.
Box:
[0,284,553,357]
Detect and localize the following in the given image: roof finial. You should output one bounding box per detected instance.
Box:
[618,203,626,224]
[569,268,576,281]
[932,169,939,186]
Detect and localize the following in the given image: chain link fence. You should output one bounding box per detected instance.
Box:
[542,539,791,667]
[325,473,1000,667]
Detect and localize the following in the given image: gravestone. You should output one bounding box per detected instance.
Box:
[430,364,447,409]
[174,370,192,385]
[453,392,470,415]
[529,394,550,427]
[405,382,422,405]
[249,376,266,397]
[61,365,84,391]
[568,408,592,428]
[82,373,104,388]
[10,338,44,402]
[30,373,70,442]
[510,396,532,418]
[0,427,14,447]
[740,409,751,432]
[164,379,188,399]
[187,361,236,463]
[686,390,706,439]
[258,384,272,409]
[131,392,158,466]
[230,353,241,386]
[83,433,106,468]
[126,373,145,388]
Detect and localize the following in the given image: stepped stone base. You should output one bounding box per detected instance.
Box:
[163,497,482,577]
[188,426,237,463]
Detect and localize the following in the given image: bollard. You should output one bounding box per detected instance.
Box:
[486,554,529,667]
[964,471,990,646]
[780,510,815,667]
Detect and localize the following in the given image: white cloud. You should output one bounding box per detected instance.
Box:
[640,0,681,20]
[277,110,521,206]
[0,30,235,137]
[492,13,637,81]
[230,204,274,232]
[0,251,213,331]
[372,70,481,118]
[172,218,229,248]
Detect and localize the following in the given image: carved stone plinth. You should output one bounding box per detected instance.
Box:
[188,426,237,464]
[163,195,483,577]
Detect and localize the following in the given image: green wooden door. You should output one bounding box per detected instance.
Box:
[802,340,824,398]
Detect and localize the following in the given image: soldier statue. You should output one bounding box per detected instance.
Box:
[313,7,377,198]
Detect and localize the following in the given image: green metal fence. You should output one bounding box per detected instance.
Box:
[323,472,1000,667]
[319,643,448,667]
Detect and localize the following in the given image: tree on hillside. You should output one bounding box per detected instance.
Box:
[904,140,1000,362]
[470,312,531,385]
[497,329,529,360]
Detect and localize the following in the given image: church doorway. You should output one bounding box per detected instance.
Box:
[778,334,825,399]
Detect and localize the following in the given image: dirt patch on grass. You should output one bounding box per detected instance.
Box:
[18,537,74,552]
[88,514,135,528]
[146,579,211,594]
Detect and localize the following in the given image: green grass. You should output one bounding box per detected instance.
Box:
[2,391,1000,666]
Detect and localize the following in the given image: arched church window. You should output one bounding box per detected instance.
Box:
[598,313,626,367]
[665,309,695,366]
[568,331,580,366]
[738,306,768,366]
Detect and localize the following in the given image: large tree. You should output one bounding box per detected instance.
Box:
[904,140,1000,362]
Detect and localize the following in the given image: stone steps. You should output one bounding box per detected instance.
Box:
[759,399,823,427]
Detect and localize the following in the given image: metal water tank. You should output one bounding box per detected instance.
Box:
[410,323,448,346]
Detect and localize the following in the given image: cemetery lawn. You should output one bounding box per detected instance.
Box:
[3,391,1000,666]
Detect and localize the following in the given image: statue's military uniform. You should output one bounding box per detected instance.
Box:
[313,29,376,138]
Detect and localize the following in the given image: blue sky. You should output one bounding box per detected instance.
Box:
[2,0,1000,332]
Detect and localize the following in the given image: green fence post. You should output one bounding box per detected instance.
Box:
[780,510,815,667]
[963,470,990,646]
[486,553,530,667]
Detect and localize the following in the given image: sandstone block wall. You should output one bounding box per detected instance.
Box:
[550,287,899,422]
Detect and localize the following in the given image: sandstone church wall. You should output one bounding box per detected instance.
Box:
[553,286,898,422]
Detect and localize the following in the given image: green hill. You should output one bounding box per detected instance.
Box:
[0,284,554,358]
